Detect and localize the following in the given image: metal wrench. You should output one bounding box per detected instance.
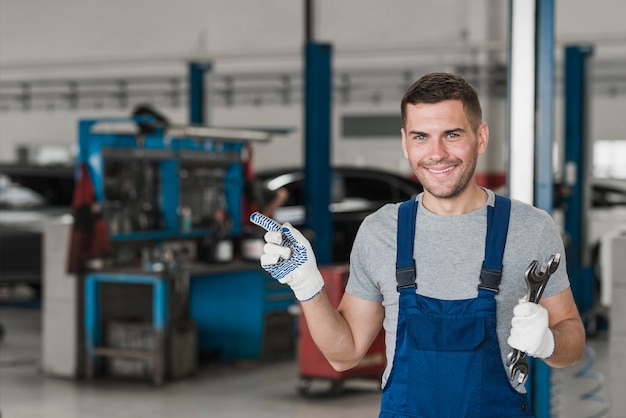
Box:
[506,253,561,386]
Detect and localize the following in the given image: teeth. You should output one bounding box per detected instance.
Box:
[429,166,454,174]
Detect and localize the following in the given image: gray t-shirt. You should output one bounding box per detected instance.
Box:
[345,189,569,392]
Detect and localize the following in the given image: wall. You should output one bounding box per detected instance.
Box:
[0,0,625,177]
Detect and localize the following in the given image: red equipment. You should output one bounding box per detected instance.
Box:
[297,264,386,394]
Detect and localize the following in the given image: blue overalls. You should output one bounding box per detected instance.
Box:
[379,195,534,418]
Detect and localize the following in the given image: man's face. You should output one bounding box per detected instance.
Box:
[401,99,488,200]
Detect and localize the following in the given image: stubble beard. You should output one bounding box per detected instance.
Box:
[414,158,478,200]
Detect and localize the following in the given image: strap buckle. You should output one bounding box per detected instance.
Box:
[396,264,417,291]
[477,266,501,294]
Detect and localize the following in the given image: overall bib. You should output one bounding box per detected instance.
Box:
[379,195,534,418]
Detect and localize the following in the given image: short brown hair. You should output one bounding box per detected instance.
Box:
[401,72,483,131]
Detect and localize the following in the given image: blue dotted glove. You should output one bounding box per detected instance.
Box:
[250,212,324,301]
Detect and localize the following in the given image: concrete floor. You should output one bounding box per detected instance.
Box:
[0,306,615,418]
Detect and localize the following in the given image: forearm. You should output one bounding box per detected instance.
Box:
[544,317,586,368]
[300,291,361,371]
[300,291,384,371]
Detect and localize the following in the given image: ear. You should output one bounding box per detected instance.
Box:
[401,128,409,159]
[477,123,489,154]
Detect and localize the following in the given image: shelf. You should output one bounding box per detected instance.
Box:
[92,346,156,360]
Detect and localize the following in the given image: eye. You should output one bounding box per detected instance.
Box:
[447,132,460,139]
[413,134,426,141]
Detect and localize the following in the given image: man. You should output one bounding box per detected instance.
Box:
[251,72,585,417]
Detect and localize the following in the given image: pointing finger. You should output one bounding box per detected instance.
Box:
[250,212,281,232]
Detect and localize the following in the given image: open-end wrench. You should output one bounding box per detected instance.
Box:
[506,253,561,386]
[525,253,560,303]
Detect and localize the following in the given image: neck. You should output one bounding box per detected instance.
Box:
[422,185,488,216]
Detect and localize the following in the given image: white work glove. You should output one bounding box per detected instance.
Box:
[507,301,555,359]
[250,212,324,302]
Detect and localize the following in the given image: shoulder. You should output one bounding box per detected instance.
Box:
[363,201,403,225]
[347,201,405,302]
[358,197,421,235]
[352,201,406,256]
[507,197,556,226]
[489,191,549,219]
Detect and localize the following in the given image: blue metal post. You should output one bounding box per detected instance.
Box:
[563,45,594,314]
[84,275,99,356]
[304,42,333,265]
[188,61,213,124]
[84,274,101,378]
[225,153,244,235]
[153,278,168,333]
[535,0,555,213]
[532,1,555,415]
[78,119,106,203]
[159,159,179,233]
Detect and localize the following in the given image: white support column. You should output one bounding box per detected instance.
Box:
[508,0,537,204]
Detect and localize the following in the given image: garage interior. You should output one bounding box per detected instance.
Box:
[1,1,626,417]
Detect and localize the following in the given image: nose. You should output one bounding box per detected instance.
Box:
[428,138,448,162]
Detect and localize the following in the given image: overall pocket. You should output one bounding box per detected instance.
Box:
[397,315,487,417]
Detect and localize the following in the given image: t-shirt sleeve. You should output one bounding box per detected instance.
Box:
[345,212,387,302]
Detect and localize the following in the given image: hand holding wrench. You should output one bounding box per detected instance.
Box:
[507,253,561,385]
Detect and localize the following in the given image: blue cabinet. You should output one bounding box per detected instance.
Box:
[189,265,295,361]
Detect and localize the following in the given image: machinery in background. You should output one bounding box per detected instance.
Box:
[75,116,283,383]
[77,117,261,267]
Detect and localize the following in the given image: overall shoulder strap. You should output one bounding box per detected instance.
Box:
[478,194,511,293]
[396,198,418,291]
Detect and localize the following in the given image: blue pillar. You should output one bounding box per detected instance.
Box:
[188,61,213,125]
[532,1,555,417]
[563,45,594,314]
[535,0,555,213]
[304,42,333,265]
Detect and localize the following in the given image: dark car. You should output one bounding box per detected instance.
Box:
[251,166,423,263]
[591,179,626,208]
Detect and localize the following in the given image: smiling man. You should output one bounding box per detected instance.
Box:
[401,91,487,214]
[251,72,585,418]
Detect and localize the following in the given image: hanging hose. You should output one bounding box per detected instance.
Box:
[575,346,611,418]
[551,365,562,417]
[551,345,611,418]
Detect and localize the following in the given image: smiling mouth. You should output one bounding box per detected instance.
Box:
[428,166,455,174]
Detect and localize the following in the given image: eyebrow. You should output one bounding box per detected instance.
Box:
[407,127,466,136]
[444,128,465,135]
